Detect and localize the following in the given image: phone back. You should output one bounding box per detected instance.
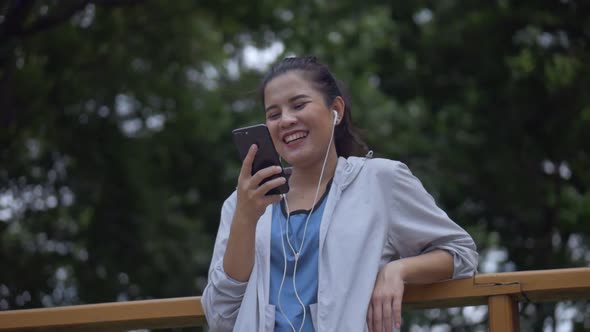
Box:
[232,124,289,195]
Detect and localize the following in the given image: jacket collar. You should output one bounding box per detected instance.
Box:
[332,155,369,191]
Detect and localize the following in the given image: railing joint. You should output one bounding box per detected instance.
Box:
[518,288,531,304]
[473,280,520,287]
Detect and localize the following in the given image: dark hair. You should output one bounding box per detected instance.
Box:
[259,56,369,158]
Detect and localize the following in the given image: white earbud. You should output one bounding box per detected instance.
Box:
[332,110,339,126]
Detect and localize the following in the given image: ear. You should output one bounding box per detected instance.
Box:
[331,96,345,125]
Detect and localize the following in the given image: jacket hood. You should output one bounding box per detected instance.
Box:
[333,152,372,190]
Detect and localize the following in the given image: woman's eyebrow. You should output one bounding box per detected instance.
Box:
[289,94,310,102]
[265,94,311,112]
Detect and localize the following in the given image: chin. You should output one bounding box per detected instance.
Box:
[290,155,322,169]
[281,154,304,167]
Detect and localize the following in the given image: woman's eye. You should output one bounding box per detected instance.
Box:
[294,103,306,110]
[267,112,280,120]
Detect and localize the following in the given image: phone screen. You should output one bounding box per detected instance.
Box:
[232,124,289,195]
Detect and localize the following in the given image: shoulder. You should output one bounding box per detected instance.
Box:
[359,157,424,193]
[361,157,408,178]
[364,157,404,169]
[340,156,404,171]
[335,156,420,192]
[221,190,238,214]
[338,156,413,187]
[223,190,238,204]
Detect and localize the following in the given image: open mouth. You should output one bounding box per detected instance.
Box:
[283,131,308,144]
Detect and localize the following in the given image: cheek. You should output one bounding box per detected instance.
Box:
[266,122,281,145]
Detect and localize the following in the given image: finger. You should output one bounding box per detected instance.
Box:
[256,176,287,196]
[239,144,257,179]
[261,193,283,207]
[367,304,373,332]
[372,299,382,332]
[252,165,283,186]
[393,296,402,330]
[383,297,393,332]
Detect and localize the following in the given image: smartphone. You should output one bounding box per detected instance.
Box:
[232,124,289,195]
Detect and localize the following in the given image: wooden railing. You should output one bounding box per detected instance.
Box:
[1,267,589,331]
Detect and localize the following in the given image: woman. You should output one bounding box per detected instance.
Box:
[202,56,478,332]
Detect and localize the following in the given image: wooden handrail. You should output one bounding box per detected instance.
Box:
[0,297,205,332]
[0,267,589,331]
[404,267,590,308]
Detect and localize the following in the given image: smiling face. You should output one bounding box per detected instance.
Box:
[264,71,338,169]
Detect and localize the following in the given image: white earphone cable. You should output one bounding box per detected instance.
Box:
[276,112,337,332]
[276,204,297,332]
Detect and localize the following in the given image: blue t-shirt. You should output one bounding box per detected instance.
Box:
[269,186,330,332]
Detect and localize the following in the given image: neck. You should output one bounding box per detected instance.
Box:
[288,148,338,192]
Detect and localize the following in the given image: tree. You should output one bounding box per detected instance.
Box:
[366,1,590,330]
[1,0,589,331]
[0,0,265,312]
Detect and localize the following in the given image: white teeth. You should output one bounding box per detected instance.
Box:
[284,132,307,143]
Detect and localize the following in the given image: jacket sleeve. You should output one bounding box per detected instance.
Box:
[387,161,478,278]
[201,192,248,331]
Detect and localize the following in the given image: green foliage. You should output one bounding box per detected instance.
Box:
[1,0,589,330]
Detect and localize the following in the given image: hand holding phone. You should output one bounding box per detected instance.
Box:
[232,124,290,195]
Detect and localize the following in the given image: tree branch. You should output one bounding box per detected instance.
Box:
[0,0,146,43]
[18,0,94,37]
[0,0,37,41]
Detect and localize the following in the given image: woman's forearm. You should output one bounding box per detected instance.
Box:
[222,213,258,282]
[394,249,454,284]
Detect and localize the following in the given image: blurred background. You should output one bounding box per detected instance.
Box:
[1,0,589,331]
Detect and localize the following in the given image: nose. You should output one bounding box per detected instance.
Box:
[280,110,297,128]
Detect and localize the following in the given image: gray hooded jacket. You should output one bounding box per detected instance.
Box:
[202,156,478,331]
